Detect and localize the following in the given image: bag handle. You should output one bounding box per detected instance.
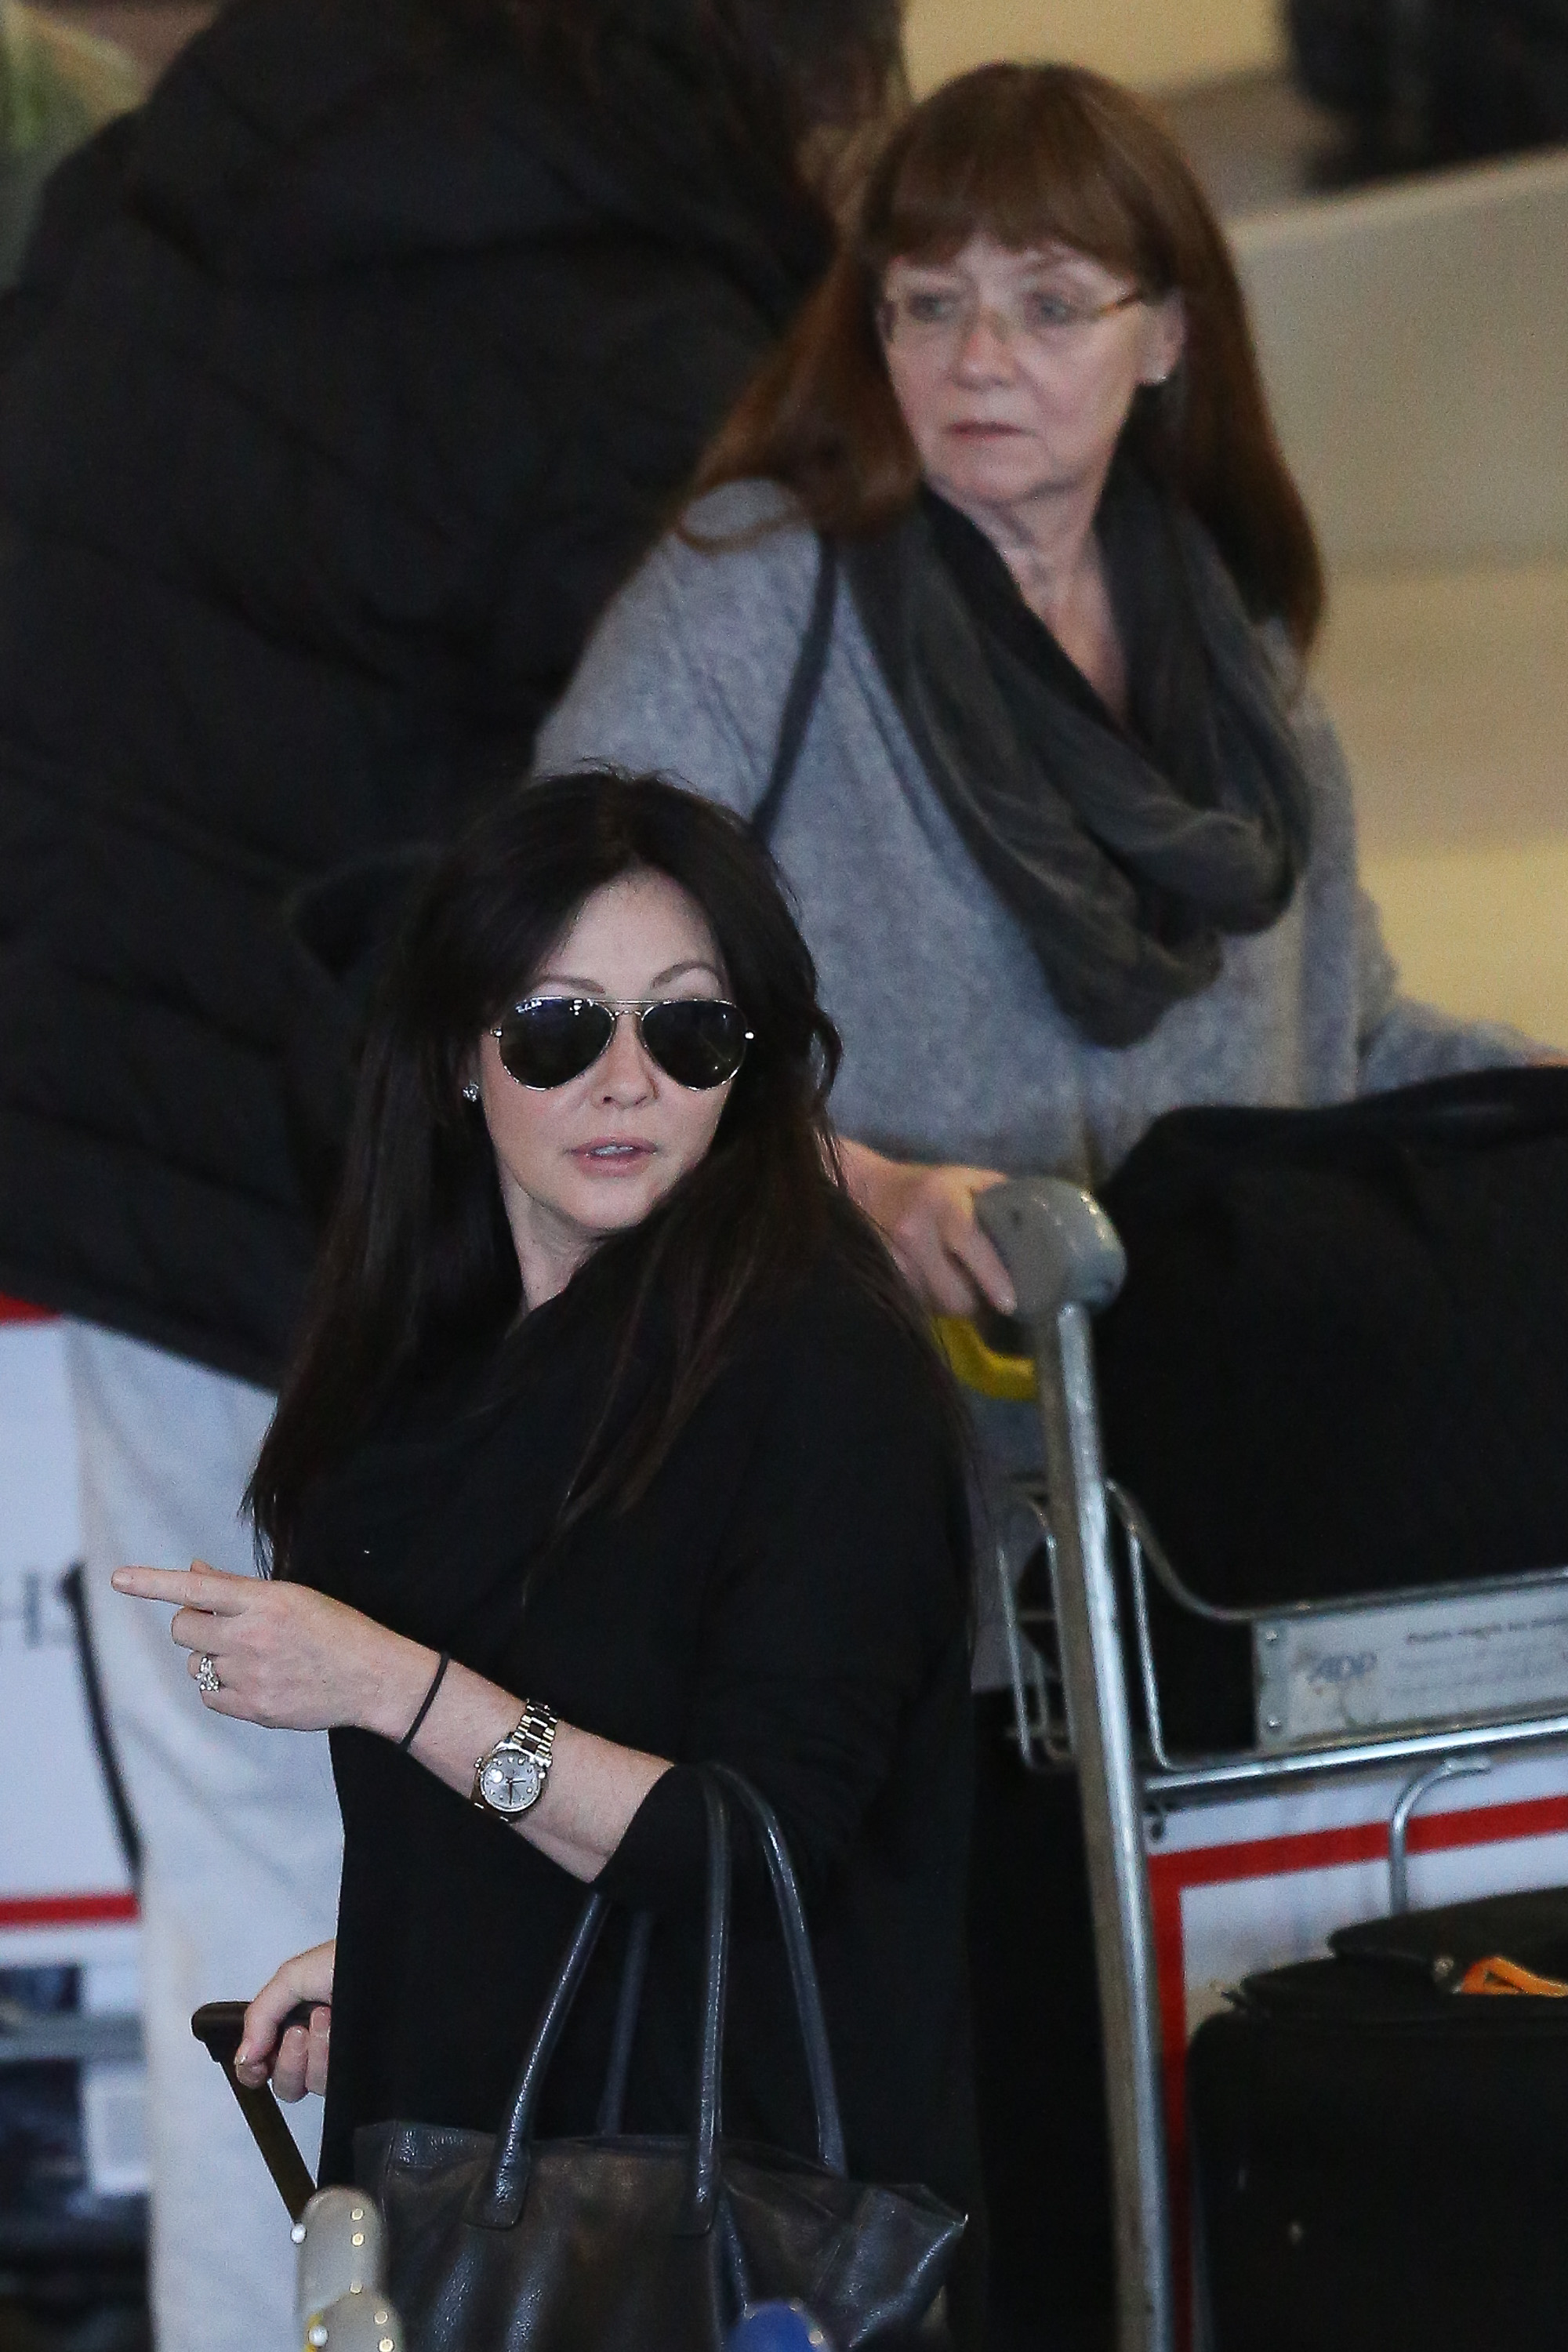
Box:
[468,1892,613,2227]
[750,535,837,849]
[594,1909,655,2137]
[470,1767,846,2233]
[469,1781,728,2231]
[709,1764,846,2176]
[679,1772,732,2233]
[591,1785,844,2175]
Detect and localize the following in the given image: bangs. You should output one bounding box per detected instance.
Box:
[860,64,1184,292]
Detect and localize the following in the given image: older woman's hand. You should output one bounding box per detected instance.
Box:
[236,1941,335,2100]
[109,1562,432,1735]
[839,1138,1016,1316]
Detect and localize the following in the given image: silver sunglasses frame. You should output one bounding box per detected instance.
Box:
[490,994,753,1091]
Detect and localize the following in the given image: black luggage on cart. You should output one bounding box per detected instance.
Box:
[1094,1067,1568,1755]
[1190,1887,1568,2351]
[967,1073,1568,2348]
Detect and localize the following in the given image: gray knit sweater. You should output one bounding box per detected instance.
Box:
[538,481,1530,1188]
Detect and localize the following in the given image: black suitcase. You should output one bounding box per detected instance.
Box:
[1189,1887,1568,2350]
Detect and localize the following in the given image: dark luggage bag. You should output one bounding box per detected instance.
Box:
[1189,1886,1568,2350]
[1094,1067,1568,1754]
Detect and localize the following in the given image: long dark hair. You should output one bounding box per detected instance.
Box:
[249,769,948,1570]
[691,60,1324,648]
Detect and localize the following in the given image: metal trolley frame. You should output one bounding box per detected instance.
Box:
[975,1178,1568,2352]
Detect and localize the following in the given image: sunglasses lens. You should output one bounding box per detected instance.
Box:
[640,1000,749,1089]
[495,998,616,1088]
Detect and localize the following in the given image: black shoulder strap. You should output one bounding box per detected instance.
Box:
[750,534,837,848]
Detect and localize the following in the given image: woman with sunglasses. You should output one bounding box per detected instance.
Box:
[111,769,982,2338]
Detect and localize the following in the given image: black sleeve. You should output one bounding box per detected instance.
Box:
[595,1298,971,1912]
[0,113,140,366]
[474,241,773,730]
[5,111,139,306]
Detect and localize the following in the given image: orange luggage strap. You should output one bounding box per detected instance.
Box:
[1457,1955,1568,1997]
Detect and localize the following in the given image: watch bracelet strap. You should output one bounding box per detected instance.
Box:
[472,1698,557,1806]
[510,1699,557,1766]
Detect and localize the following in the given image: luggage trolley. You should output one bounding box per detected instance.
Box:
[970,1177,1568,2352]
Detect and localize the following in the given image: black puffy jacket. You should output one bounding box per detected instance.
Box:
[0,0,827,1382]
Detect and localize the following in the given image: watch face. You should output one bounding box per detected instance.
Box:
[481,1749,543,1815]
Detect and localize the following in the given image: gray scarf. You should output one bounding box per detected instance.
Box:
[839,470,1313,1047]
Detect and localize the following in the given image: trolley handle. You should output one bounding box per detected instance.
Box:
[192,1998,318,2220]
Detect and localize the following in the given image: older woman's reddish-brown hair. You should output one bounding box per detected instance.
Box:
[691,60,1324,648]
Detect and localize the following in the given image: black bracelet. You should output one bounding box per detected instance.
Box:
[397,1651,451,1753]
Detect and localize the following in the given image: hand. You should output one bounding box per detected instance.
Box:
[840,1141,1016,1316]
[237,1942,335,2101]
[109,1561,431,1736]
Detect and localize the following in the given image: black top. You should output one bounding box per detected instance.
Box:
[291,1261,978,2218]
[0,0,826,1378]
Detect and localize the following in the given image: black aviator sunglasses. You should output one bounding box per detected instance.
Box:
[492,995,753,1091]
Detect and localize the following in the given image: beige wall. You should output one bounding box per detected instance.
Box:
[1235,150,1568,1047]
[1232,156,1568,569]
[905,0,1285,96]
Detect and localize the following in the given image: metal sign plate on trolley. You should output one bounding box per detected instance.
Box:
[1254,1567,1568,1751]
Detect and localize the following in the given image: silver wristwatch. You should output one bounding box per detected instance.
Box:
[471,1700,557,1820]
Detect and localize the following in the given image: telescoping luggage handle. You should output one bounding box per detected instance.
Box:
[191,1998,319,2220]
[190,1766,846,2238]
[976,1178,1174,2352]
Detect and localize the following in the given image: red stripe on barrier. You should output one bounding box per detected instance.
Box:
[1152,1847,1196,2331]
[0,1296,54,1326]
[0,1892,139,1927]
[1149,1791,1568,1899]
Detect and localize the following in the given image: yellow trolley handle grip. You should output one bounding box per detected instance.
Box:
[933,1316,1037,1403]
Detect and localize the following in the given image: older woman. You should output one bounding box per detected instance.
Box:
[535,63,1537,2347]
[538,62,1531,1324]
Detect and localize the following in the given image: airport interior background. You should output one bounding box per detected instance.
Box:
[0,0,1564,2345]
[13,0,1563,1082]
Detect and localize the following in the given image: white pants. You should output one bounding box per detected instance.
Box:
[65,1322,343,2352]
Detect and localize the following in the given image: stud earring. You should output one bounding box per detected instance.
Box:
[461,1081,480,1104]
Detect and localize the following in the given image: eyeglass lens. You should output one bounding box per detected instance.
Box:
[882,284,1141,347]
[493,998,748,1091]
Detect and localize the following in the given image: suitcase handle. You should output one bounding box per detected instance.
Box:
[192,1998,318,2220]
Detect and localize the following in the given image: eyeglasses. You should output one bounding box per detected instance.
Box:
[491,996,753,1091]
[879,281,1145,351]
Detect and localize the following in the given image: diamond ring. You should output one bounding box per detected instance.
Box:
[195,1653,221,1696]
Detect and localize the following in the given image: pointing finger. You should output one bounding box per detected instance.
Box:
[112,1563,256,1613]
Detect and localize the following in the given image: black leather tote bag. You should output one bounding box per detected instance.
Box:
[353,1766,965,2351]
